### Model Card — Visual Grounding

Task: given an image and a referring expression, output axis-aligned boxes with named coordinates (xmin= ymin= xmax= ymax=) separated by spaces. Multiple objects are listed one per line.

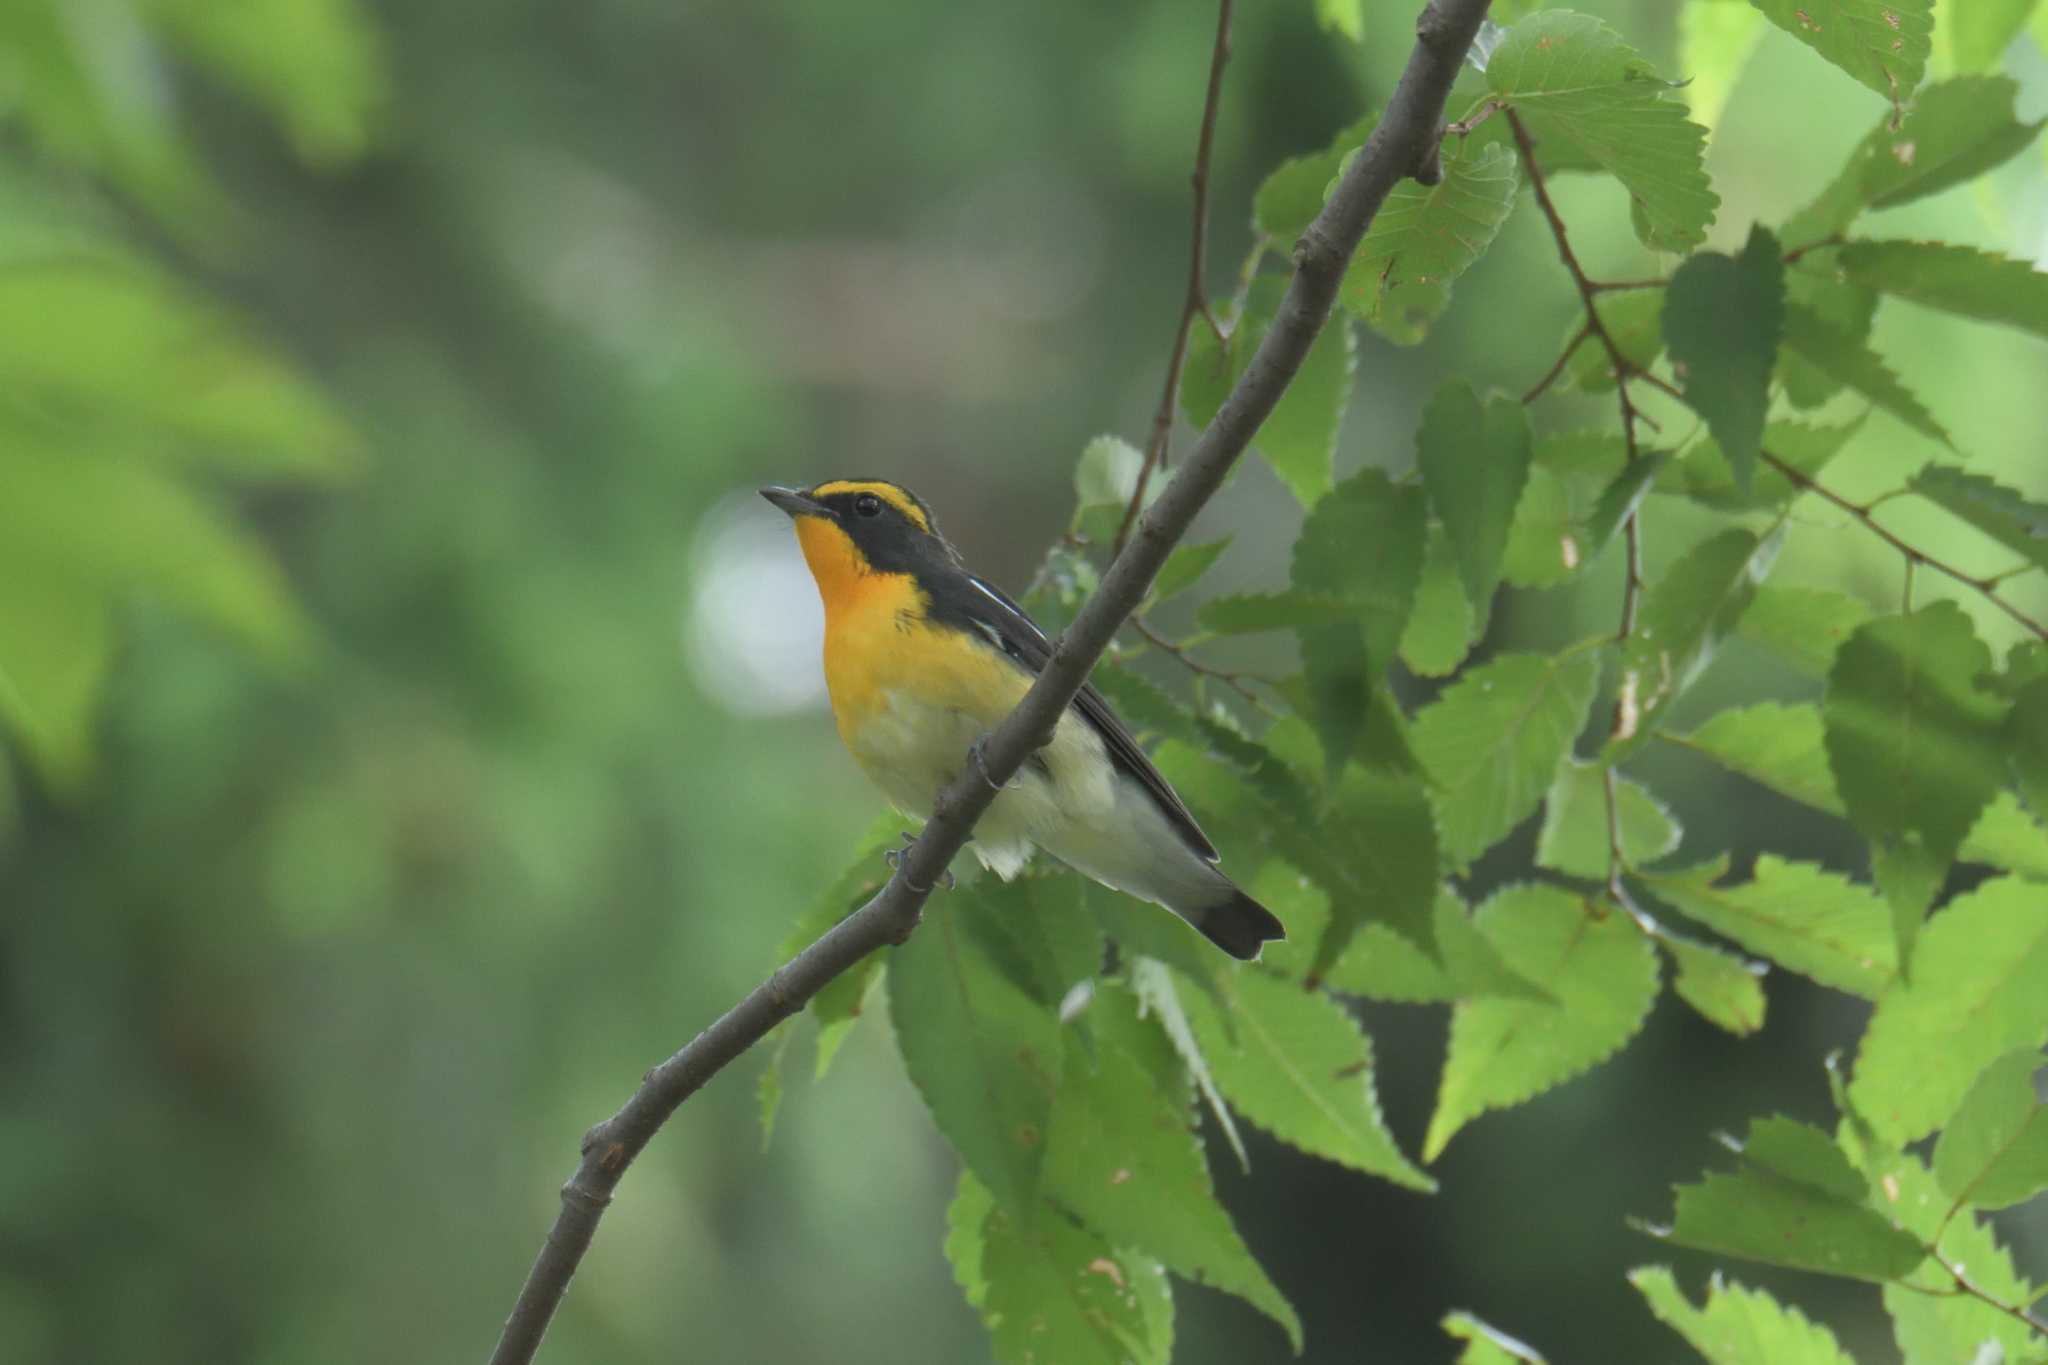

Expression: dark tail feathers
xmin=1187 ymin=886 xmax=1286 ymax=961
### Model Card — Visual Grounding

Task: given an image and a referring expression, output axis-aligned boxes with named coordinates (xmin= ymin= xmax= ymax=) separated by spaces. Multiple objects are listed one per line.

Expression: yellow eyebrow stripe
xmin=810 ymin=480 xmax=930 ymax=531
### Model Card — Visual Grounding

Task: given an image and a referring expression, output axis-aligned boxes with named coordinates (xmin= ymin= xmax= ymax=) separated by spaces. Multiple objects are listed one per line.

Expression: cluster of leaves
xmin=0 ymin=0 xmax=383 ymax=793
xmin=766 ymin=5 xmax=2048 ymax=1361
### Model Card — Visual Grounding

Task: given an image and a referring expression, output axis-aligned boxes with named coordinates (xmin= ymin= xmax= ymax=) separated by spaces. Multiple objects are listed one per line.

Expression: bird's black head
xmin=759 ymin=479 xmax=959 ymax=577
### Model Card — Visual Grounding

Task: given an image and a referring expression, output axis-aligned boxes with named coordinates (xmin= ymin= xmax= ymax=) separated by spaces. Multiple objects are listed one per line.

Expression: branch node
xmin=561 ymin=1179 xmax=614 ymax=1213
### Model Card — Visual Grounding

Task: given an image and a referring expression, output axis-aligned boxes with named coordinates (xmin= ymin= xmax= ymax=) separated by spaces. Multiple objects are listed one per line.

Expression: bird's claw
xmin=970 ymin=737 xmax=1019 ymax=792
xmin=884 ymin=834 xmax=953 ymax=893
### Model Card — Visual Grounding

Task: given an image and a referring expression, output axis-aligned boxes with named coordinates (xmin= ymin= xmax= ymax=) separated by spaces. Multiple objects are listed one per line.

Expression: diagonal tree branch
xmin=486 ymin=2 xmax=1493 ymax=1359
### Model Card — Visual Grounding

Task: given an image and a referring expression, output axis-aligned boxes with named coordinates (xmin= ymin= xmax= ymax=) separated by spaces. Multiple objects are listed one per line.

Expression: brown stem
xmin=1128 ymin=616 xmax=1279 ymax=712
xmin=1114 ymin=0 xmax=1235 ymax=558
xmin=1761 ymin=450 xmax=2048 ymax=640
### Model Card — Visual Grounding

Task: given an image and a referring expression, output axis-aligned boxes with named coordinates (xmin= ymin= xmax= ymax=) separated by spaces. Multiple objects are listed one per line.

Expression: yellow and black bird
xmin=762 ymin=478 xmax=1284 ymax=959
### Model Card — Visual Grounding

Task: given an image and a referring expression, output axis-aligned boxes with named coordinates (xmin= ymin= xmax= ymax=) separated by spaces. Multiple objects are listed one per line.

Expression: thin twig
xmin=1520 ymin=322 xmax=1589 ymax=403
xmin=1938 ymin=1255 xmax=2048 ymax=1337
xmin=1128 ymin=615 xmax=1280 ymax=712
xmin=1114 ymin=0 xmax=1235 ymax=559
xmin=486 ymin=4 xmax=1498 ymax=1360
xmin=1761 ymin=450 xmax=2048 ymax=640
xmin=1505 ymin=107 xmax=1653 ymax=904
xmin=1586 ymin=277 xmax=1668 ymax=293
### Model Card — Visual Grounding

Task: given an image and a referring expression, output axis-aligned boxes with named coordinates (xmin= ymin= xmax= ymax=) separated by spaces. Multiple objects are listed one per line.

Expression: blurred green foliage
xmin=1 ymin=0 xmax=2045 ymax=1363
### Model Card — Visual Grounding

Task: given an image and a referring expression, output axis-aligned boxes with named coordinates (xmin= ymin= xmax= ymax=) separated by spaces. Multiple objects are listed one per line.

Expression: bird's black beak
xmin=760 ymin=485 xmax=826 ymax=518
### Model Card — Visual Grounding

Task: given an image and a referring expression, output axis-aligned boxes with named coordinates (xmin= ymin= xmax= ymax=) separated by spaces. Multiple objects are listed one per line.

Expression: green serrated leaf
xmin=1414 ymin=650 xmax=1602 ymax=867
xmin=1748 ymin=0 xmax=1933 ymax=101
xmin=1783 ymin=77 xmax=2044 ymax=246
xmin=1780 ymin=303 xmax=1948 ymax=444
xmin=1042 ymin=990 xmax=1301 ymax=1348
xmin=1567 ymin=291 xmax=1666 ymax=393
xmin=976 ymin=1188 xmax=1173 ymax=1365
xmin=1741 ymin=1113 xmax=1872 ymax=1199
xmin=1655 ymin=1122 xmax=1926 ymax=1281
xmin=1909 ymin=465 xmax=2048 ymax=575
xmin=891 ymin=897 xmax=1063 ymax=1215
xmin=1399 ymin=522 xmax=1477 ymax=678
xmin=1662 ymin=933 xmax=1768 ymax=1036
xmin=1129 ymin=959 xmax=1245 ymax=1171
xmin=1074 ymin=433 xmax=1149 ymax=515
xmin=1086 ymin=882 xmax=1221 ymax=1004
xmin=2012 ymin=677 xmax=2048 ymax=822
xmin=1840 ymin=241 xmax=2048 ymax=343
xmin=1291 ymin=471 xmax=1426 ymax=772
xmin=1852 ymin=877 xmax=2048 ymax=1144
xmin=1664 ymin=226 xmax=1784 ymax=489
xmin=1536 ymin=759 xmax=1682 ymax=880
xmin=1933 ymin=1048 xmax=2048 ymax=1211
xmin=1863 ymin=1149 xmax=2045 ymax=1364
xmin=1183 ymin=279 xmax=1351 ymax=505
xmin=1417 ymin=380 xmax=1533 ymax=616
xmin=1488 ymin=12 xmax=1719 ymax=251
xmin=1631 ymin=1266 xmax=1856 ymax=1365
xmin=963 ymin=875 xmax=1105 ymax=1016
xmin=1424 ymin=884 xmax=1657 ymax=1159
xmin=1196 ymin=590 xmax=1356 ymax=634
xmin=1736 ymin=585 xmax=1873 ymax=676
xmin=1611 ymin=527 xmax=1781 ymax=757
xmin=1311 ymin=768 xmax=1441 ymax=974
xmin=1824 ymin=603 xmax=2007 ymax=957
xmin=1444 ymin=1310 xmax=1550 ymax=1363
xmin=1502 ymin=432 xmax=1632 ymax=589
xmin=1776 ymin=255 xmax=1879 ymax=409
xmin=1673 ymin=700 xmax=2048 ymax=879
xmin=1181 ymin=967 xmax=1434 ymax=1190
xmin=1322 ymin=889 xmax=1460 ymax=1003
xmin=1253 ymin=118 xmax=1370 ymax=244
xmin=1151 ymin=538 xmax=1232 ymax=605
xmin=1661 ymin=415 xmax=1866 ymax=511
xmin=1680 ymin=0 xmax=1770 ymax=132
xmin=1342 ymin=139 xmax=1519 ymax=344
xmin=1641 ymin=854 xmax=1895 ymax=998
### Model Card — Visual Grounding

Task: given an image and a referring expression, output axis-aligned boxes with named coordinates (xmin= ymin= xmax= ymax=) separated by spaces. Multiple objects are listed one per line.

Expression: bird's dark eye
xmin=852 ymin=492 xmax=884 ymax=518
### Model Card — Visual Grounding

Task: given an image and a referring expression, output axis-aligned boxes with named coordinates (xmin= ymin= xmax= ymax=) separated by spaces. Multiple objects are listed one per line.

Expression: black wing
xmin=930 ymin=569 xmax=1220 ymax=862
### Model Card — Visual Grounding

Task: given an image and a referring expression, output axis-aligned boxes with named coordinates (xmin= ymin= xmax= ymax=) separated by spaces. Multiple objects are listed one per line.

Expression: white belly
xmin=848 ymin=688 xmax=1227 ymax=911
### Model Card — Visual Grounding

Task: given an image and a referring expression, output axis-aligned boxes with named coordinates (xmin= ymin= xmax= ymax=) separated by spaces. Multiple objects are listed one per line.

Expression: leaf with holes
xmin=1487 ymin=12 xmax=1719 ymax=251
xmin=1424 ymin=884 xmax=1658 ymax=1159
xmin=951 ymin=1172 xmax=1174 ymax=1365
xmin=1852 ymin=877 xmax=2048 ymax=1143
xmin=1782 ymin=76 xmax=2044 ymax=246
xmin=1747 ymin=0 xmax=1933 ymax=103
xmin=1042 ymin=989 xmax=1300 ymax=1348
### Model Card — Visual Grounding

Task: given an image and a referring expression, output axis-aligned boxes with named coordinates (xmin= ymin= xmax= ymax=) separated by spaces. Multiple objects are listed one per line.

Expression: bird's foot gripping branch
xmin=494 ymin=0 xmax=2048 ymax=1360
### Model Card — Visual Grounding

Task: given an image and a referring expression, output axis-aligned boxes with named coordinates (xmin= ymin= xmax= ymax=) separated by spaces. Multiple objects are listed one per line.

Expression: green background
xmin=2 ymin=0 xmax=2043 ymax=1361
